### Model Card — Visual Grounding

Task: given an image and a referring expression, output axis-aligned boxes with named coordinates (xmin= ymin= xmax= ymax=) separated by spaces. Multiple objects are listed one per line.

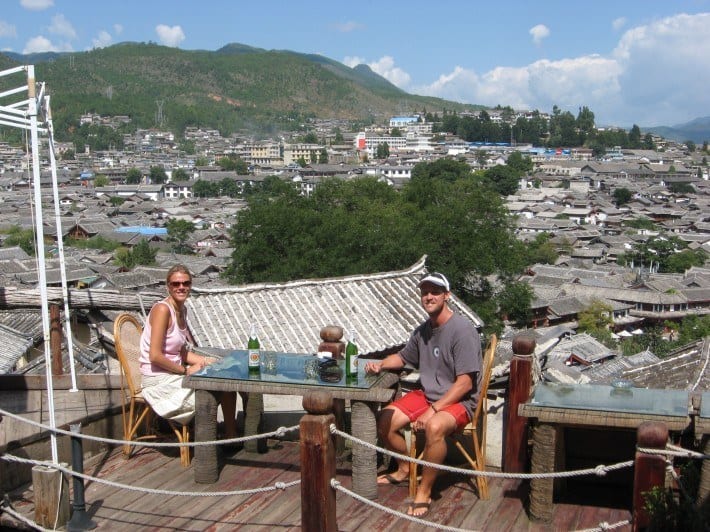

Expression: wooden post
xmin=632 ymin=421 xmax=668 ymax=532
xmin=32 ymin=465 xmax=70 ymax=529
xmin=50 ymin=303 xmax=63 ymax=375
xmin=503 ymin=333 xmax=535 ymax=472
xmin=300 ymin=391 xmax=337 ymax=532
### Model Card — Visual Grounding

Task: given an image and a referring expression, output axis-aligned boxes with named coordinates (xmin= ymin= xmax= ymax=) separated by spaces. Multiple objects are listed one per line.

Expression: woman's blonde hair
xmin=166 ymin=264 xmax=192 ymax=284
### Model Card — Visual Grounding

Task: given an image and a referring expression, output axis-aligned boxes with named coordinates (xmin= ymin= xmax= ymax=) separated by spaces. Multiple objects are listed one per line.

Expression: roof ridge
xmin=192 ymin=255 xmax=429 ymax=294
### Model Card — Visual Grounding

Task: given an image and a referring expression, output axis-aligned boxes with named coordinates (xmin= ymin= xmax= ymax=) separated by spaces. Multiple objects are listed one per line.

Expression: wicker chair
xmin=407 ymin=334 xmax=497 ymax=500
xmin=114 ymin=313 xmax=191 ymax=467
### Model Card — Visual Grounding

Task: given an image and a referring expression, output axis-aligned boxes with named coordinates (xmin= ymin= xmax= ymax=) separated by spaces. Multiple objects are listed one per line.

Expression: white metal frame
xmin=0 ymin=65 xmax=77 ymax=463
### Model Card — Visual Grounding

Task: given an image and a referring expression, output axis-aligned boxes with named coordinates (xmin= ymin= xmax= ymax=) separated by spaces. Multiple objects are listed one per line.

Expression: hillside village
xmin=0 ymin=112 xmax=709 ymax=390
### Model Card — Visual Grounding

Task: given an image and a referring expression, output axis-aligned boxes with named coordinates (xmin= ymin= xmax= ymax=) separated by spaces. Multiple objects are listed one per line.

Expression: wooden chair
xmin=407 ymin=334 xmax=498 ymax=500
xmin=114 ymin=313 xmax=191 ymax=467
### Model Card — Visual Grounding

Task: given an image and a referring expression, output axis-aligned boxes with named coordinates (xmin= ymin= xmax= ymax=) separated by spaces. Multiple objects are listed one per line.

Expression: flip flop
xmin=407 ymin=501 xmax=431 ymax=517
xmin=376 ymin=473 xmax=408 ymax=486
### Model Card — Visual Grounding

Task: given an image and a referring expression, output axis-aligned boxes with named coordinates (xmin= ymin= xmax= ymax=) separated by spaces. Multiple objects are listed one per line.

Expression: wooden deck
xmin=3 ymin=439 xmax=632 ymax=531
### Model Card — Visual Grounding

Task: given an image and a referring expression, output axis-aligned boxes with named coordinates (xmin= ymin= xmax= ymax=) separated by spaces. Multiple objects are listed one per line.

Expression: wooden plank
xmin=3 ymin=436 xmax=635 ymax=531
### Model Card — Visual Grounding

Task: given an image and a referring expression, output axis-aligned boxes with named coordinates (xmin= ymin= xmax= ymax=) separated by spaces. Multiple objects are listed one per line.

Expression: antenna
xmin=155 ymin=99 xmax=164 ymax=127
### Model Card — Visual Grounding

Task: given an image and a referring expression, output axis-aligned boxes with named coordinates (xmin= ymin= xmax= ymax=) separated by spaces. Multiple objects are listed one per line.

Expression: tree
xmin=483 ymin=164 xmax=520 ymax=196
xmin=506 ymin=151 xmax=533 ymax=175
xmin=149 ymin=166 xmax=167 ymax=184
xmin=390 ymin=127 xmax=402 ymax=137
xmin=577 ymin=299 xmax=615 ymax=346
xmin=685 ymin=140 xmax=696 ymax=153
xmin=525 ymin=233 xmax=558 ymax=265
xmin=318 ymin=148 xmax=328 ymax=164
xmin=296 ymin=156 xmax=308 ymax=167
xmin=375 ymin=142 xmax=390 ymax=159
xmin=613 ymin=187 xmax=633 ymax=206
xmin=166 ymin=219 xmax=196 ymax=254
xmin=496 ymin=281 xmax=533 ymax=325
xmin=93 ymin=174 xmax=109 ymax=187
xmin=628 ymin=124 xmax=642 ymax=148
xmin=131 ymin=239 xmax=157 ymax=265
xmin=126 ymin=167 xmax=142 ymax=185
xmin=172 ymin=168 xmax=190 ymax=182
xmin=302 ymin=132 xmax=318 ymax=144
xmin=2 ymin=225 xmax=36 ymax=255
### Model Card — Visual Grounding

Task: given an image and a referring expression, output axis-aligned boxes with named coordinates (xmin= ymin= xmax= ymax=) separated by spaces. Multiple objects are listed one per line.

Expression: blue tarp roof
xmin=115 ymin=226 xmax=167 ymax=235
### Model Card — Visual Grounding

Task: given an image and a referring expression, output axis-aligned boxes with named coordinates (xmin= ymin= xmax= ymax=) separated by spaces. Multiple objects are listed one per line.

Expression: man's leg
xmin=376 ymin=405 xmax=412 ymax=483
xmin=409 ymin=411 xmax=458 ymax=516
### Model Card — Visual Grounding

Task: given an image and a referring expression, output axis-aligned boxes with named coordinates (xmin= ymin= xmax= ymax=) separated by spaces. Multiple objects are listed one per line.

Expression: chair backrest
xmin=114 ymin=313 xmax=145 ymax=396
xmin=470 ymin=333 xmax=498 ymax=428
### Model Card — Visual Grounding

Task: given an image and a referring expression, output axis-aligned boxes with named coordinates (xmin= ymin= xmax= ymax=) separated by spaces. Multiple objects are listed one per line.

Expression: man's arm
xmin=429 ymin=373 xmax=474 ymax=412
xmin=364 ymin=353 xmax=405 ymax=375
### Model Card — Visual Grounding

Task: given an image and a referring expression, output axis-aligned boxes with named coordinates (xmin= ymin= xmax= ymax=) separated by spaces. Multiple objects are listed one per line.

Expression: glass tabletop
xmin=700 ymin=392 xmax=710 ymax=419
xmin=193 ymin=349 xmax=379 ymax=390
xmin=529 ymin=383 xmax=689 ymax=417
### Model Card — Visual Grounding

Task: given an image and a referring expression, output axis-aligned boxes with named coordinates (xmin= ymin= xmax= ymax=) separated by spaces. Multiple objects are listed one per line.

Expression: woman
xmin=139 ymin=264 xmax=237 ymax=439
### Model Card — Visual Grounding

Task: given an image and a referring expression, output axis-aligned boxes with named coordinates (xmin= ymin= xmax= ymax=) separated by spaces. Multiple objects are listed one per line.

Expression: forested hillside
xmin=0 ymin=42 xmax=480 ymax=139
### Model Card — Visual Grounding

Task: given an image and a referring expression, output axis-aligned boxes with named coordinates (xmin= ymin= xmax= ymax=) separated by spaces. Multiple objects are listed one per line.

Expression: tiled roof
xmin=186 ymin=256 xmax=484 ymax=356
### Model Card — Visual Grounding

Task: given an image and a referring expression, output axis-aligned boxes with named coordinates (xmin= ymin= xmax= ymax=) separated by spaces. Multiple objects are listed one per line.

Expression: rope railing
xmin=331 ymin=478 xmax=631 ymax=532
xmin=331 ymin=424 xmax=634 ymax=480
xmin=0 ymin=453 xmax=300 ymax=497
xmin=0 ymin=407 xmax=298 ymax=448
xmin=638 ymin=443 xmax=710 ymax=460
xmin=0 ymin=500 xmax=53 ymax=532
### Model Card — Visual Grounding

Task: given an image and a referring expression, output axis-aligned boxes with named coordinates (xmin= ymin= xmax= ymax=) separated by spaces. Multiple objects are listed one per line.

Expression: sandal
xmin=407 ymin=501 xmax=431 ymax=517
xmin=377 ymin=473 xmax=408 ymax=486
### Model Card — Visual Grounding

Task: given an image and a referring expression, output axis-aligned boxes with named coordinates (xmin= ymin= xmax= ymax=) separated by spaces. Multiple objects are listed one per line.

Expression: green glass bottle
xmin=345 ymin=329 xmax=358 ymax=382
xmin=247 ymin=323 xmax=260 ymax=374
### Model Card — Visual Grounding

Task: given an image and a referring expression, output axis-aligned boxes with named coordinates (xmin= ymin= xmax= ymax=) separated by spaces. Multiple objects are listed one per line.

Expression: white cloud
xmin=0 ymin=21 xmax=17 ymax=38
xmin=333 ymin=21 xmax=363 ymax=33
xmin=20 ymin=0 xmax=53 ymax=11
xmin=612 ymin=17 xmax=626 ymax=31
xmin=23 ymin=35 xmax=71 ymax=53
xmin=155 ymin=24 xmax=185 ymax=47
xmin=48 ymin=14 xmax=77 ymax=40
xmin=91 ymin=30 xmax=112 ymax=50
xmin=529 ymin=24 xmax=550 ymax=45
xmin=415 ymin=12 xmax=710 ymax=126
xmin=114 ymin=24 xmax=124 ymax=36
xmin=343 ymin=55 xmax=411 ymax=87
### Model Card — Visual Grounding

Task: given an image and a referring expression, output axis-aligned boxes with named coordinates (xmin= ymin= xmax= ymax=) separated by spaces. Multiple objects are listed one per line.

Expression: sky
xmin=1 ymin=0 xmax=709 ymax=128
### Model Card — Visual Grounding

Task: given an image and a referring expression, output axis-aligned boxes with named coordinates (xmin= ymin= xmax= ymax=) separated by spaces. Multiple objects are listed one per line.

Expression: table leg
xmin=194 ymin=389 xmax=219 ymax=484
xmin=243 ymin=393 xmax=264 ymax=453
xmin=698 ymin=435 xmax=710 ymax=522
xmin=529 ymin=422 xmax=558 ymax=521
xmin=350 ymin=399 xmax=378 ymax=500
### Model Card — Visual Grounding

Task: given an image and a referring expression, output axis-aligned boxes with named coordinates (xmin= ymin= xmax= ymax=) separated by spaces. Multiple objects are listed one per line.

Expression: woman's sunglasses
xmin=169 ymin=280 xmax=192 ymax=288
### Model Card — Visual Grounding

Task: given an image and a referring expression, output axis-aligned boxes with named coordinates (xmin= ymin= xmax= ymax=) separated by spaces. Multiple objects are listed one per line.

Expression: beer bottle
xmin=247 ymin=323 xmax=260 ymax=373
xmin=345 ymin=329 xmax=358 ymax=381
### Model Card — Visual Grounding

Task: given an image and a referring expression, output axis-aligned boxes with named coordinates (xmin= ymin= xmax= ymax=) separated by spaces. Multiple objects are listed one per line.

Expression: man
xmin=364 ymin=272 xmax=482 ymax=517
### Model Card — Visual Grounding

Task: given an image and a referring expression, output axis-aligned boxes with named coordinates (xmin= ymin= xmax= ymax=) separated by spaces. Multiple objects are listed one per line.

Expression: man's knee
xmin=424 ymin=415 xmax=456 ymax=441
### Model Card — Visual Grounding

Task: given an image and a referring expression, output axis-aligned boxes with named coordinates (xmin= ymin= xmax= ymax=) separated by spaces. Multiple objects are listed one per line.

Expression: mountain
xmin=643 ymin=116 xmax=710 ymax=144
xmin=0 ymin=42 xmax=480 ymax=139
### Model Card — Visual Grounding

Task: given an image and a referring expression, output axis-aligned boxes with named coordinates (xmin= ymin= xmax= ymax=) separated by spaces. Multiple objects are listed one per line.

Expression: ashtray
xmin=611 ymin=379 xmax=633 ymax=389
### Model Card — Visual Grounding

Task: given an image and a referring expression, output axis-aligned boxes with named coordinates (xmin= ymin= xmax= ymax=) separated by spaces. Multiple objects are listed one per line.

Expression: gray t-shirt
xmin=399 ymin=312 xmax=482 ymax=418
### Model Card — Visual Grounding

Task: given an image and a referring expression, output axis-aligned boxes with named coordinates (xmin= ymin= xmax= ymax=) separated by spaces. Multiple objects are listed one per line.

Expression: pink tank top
xmin=139 ymin=300 xmax=189 ymax=376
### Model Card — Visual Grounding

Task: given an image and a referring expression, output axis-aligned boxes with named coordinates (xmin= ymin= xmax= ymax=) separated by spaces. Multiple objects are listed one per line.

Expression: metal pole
xmin=43 ymin=93 xmax=78 ymax=392
xmin=27 ymin=64 xmax=59 ymax=463
xmin=67 ymin=424 xmax=97 ymax=531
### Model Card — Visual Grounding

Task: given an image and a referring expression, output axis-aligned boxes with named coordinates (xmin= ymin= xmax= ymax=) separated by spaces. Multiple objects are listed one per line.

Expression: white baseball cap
xmin=417 ymin=272 xmax=450 ymax=292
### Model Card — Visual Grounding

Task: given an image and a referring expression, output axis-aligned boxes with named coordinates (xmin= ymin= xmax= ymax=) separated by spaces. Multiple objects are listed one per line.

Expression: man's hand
xmin=364 ymin=360 xmax=382 ymax=375
xmin=413 ymin=406 xmax=435 ymax=431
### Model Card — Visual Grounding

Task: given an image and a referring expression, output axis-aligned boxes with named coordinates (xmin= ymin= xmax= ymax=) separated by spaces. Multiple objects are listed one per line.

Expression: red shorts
xmin=389 ymin=390 xmax=470 ymax=430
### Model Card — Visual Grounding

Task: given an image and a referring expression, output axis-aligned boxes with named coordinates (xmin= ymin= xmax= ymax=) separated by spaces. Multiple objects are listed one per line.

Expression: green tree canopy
xmin=166 ymin=219 xmax=196 ymax=254
xmin=225 ymin=166 xmax=527 ymax=335
xmin=149 ymin=166 xmax=168 ymax=184
xmin=172 ymin=167 xmax=190 ymax=182
xmin=126 ymin=167 xmax=142 ymax=185
xmin=93 ymin=174 xmax=109 ymax=187
xmin=613 ymin=187 xmax=633 ymax=205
